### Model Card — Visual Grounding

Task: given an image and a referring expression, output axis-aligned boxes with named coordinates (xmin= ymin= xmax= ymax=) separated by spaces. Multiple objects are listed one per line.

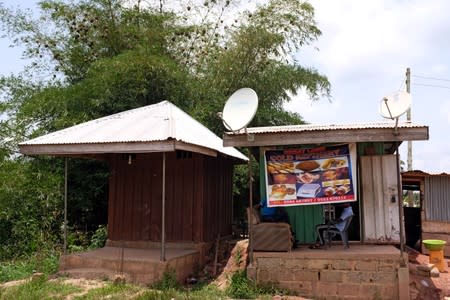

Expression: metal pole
xmin=395 ymin=143 xmax=406 ymax=265
xmin=161 ymin=152 xmax=166 ymax=261
xmin=406 ymin=67 xmax=415 ymax=207
xmin=406 ymin=67 xmax=412 ymax=170
xmin=248 ymin=149 xmax=253 ymax=265
xmin=64 ymin=158 xmax=68 ymax=256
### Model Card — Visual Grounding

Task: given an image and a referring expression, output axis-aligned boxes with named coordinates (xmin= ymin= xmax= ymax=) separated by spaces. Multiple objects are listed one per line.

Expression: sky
xmin=285 ymin=0 xmax=450 ymax=174
xmin=1 ymin=0 xmax=449 ymax=173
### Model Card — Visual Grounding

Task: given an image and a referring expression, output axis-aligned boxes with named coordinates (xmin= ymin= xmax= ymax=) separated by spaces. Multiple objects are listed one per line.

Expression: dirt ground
xmin=407 ymin=247 xmax=450 ymax=300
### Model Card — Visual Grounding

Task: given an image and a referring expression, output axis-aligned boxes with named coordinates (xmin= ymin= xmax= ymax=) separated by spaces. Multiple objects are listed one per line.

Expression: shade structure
xmin=19 ymin=101 xmax=247 ymax=262
xmin=19 ymin=100 xmax=247 ymax=161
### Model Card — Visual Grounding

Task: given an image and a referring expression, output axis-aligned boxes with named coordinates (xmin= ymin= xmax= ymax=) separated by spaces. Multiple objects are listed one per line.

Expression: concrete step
xmin=63 ymin=255 xmax=162 ymax=275
xmin=58 ymin=267 xmax=128 ymax=281
xmin=58 ymin=267 xmax=158 ymax=285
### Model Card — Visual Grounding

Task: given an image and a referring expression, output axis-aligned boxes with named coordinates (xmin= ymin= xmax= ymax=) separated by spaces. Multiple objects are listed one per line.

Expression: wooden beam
xmin=19 ymin=141 xmax=176 ymax=155
xmin=174 ymin=142 xmax=217 ymax=157
xmin=223 ymin=127 xmax=429 ymax=147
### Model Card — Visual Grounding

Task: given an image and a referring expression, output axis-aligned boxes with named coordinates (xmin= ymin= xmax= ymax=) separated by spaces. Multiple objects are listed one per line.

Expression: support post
xmin=406 ymin=67 xmax=415 ymax=207
xmin=406 ymin=67 xmax=412 ymax=170
xmin=248 ymin=149 xmax=253 ymax=265
xmin=161 ymin=152 xmax=166 ymax=261
xmin=395 ymin=143 xmax=406 ymax=265
xmin=64 ymin=157 xmax=68 ymax=256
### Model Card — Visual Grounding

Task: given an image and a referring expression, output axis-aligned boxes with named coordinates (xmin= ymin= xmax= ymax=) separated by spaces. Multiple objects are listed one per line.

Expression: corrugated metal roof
xmin=402 ymin=170 xmax=450 ymax=177
xmin=20 ymin=101 xmax=247 ymax=161
xmin=227 ymin=122 xmax=427 ymax=135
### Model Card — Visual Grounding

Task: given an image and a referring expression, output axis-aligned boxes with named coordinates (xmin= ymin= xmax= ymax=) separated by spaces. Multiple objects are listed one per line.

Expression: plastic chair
xmin=324 ymin=215 xmax=353 ymax=249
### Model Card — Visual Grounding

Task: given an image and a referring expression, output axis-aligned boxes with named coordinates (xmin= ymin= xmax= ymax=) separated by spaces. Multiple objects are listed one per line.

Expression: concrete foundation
xmin=59 ymin=246 xmax=200 ymax=285
xmin=248 ymin=244 xmax=408 ymax=300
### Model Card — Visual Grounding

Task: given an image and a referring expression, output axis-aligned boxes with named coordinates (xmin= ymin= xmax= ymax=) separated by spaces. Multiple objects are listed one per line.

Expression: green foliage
xmin=234 ymin=248 xmax=242 ymax=266
xmin=65 ymin=159 xmax=109 ymax=232
xmin=0 ymin=276 xmax=81 ymax=300
xmin=136 ymin=289 xmax=180 ymax=300
xmin=0 ymin=271 xmax=288 ymax=299
xmin=0 ymin=157 xmax=63 ymax=260
xmin=75 ymin=282 xmax=141 ymax=300
xmin=254 ymin=282 xmax=294 ymax=298
xmin=0 ymin=0 xmax=330 ymax=260
xmin=226 ymin=270 xmax=256 ymax=299
xmin=151 ymin=269 xmax=181 ymax=291
xmin=0 ymin=251 xmax=59 ymax=283
xmin=188 ymin=284 xmax=225 ymax=299
xmin=89 ymin=225 xmax=108 ymax=249
xmin=225 ymin=270 xmax=291 ymax=299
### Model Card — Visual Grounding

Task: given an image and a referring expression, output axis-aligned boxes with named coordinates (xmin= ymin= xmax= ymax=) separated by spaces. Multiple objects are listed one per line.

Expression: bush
xmin=151 ymin=269 xmax=181 ymax=290
xmin=89 ymin=224 xmax=108 ymax=249
xmin=226 ymin=270 xmax=256 ymax=299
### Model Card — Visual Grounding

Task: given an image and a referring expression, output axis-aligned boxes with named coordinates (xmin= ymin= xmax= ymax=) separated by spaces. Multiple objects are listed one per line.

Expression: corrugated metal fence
xmin=425 ymin=176 xmax=450 ymax=222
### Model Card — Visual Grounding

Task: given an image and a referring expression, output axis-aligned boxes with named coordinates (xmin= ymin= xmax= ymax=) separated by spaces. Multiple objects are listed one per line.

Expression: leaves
xmin=0 ymin=0 xmax=331 ymax=258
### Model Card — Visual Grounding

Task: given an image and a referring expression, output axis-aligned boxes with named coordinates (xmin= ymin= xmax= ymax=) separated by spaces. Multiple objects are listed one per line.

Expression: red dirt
xmin=407 ymin=247 xmax=450 ymax=300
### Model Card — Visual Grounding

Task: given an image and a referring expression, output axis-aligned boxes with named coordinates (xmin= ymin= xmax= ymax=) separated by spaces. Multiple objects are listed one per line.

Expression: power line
xmin=412 ymin=74 xmax=450 ymax=82
xmin=412 ymin=83 xmax=450 ymax=90
xmin=398 ymin=77 xmax=405 ymax=91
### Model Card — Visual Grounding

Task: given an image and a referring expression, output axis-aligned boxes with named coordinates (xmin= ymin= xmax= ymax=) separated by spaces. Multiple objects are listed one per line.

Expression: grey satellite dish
xmin=380 ymin=91 xmax=411 ymax=119
xmin=221 ymin=88 xmax=258 ymax=131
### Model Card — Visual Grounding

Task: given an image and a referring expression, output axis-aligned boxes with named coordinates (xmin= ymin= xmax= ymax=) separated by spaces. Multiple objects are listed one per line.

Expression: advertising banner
xmin=265 ymin=144 xmax=357 ymax=207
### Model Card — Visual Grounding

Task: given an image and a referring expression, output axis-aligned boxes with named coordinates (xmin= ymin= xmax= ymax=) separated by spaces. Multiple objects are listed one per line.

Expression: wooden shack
xmin=402 ymin=170 xmax=450 ymax=257
xmin=224 ymin=122 xmax=429 ymax=299
xmin=19 ymin=100 xmax=247 ymax=284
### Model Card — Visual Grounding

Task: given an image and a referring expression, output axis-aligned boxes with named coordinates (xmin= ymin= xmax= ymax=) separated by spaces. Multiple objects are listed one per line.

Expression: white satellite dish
xmin=379 ymin=91 xmax=412 ymax=119
xmin=221 ymin=88 xmax=258 ymax=131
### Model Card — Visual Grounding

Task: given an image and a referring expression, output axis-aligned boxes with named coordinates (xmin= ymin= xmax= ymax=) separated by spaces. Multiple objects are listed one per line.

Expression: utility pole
xmin=406 ymin=67 xmax=412 ymax=171
xmin=406 ymin=67 xmax=414 ymax=207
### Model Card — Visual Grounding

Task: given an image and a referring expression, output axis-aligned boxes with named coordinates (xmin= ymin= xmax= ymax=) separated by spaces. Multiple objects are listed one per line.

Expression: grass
xmin=0 ymin=276 xmax=81 ymax=300
xmin=0 ymin=252 xmax=59 ymax=283
xmin=0 ymin=255 xmax=292 ymax=299
xmin=0 ymin=275 xmax=288 ymax=300
xmin=73 ymin=282 xmax=142 ymax=300
xmin=135 ymin=287 xmax=225 ymax=300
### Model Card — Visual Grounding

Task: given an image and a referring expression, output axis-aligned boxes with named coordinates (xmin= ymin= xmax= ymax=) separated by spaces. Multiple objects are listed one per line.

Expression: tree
xmin=0 ymin=0 xmax=330 ymax=257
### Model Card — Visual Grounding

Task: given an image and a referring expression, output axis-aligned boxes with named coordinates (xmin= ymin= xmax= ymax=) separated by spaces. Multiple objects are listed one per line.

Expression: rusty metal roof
xmin=19 ymin=101 xmax=247 ymax=160
xmin=227 ymin=122 xmax=427 ymax=135
xmin=402 ymin=170 xmax=450 ymax=177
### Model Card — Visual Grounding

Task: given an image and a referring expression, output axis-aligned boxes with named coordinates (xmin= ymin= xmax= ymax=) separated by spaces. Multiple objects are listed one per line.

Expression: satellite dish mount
xmin=379 ymin=91 xmax=411 ymax=135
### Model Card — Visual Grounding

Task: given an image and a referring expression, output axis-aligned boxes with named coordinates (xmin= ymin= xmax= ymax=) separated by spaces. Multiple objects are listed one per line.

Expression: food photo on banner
xmin=265 ymin=144 xmax=357 ymax=207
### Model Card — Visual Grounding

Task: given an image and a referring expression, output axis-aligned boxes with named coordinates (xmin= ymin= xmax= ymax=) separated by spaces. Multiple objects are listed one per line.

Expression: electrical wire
xmin=412 ymin=83 xmax=450 ymax=90
xmin=398 ymin=77 xmax=406 ymax=91
xmin=412 ymin=74 xmax=450 ymax=82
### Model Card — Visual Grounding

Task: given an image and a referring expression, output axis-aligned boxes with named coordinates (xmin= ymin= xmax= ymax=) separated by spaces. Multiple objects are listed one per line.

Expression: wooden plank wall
xmin=202 ymin=156 xmax=233 ymax=242
xmin=360 ymin=155 xmax=400 ymax=243
xmin=107 ymin=152 xmax=233 ymax=243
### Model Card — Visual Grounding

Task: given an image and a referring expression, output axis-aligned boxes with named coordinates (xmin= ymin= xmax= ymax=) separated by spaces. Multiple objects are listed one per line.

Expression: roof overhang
xmin=402 ymin=170 xmax=450 ymax=178
xmin=19 ymin=140 xmax=218 ymax=158
xmin=223 ymin=123 xmax=429 ymax=147
xmin=18 ymin=101 xmax=248 ymax=162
